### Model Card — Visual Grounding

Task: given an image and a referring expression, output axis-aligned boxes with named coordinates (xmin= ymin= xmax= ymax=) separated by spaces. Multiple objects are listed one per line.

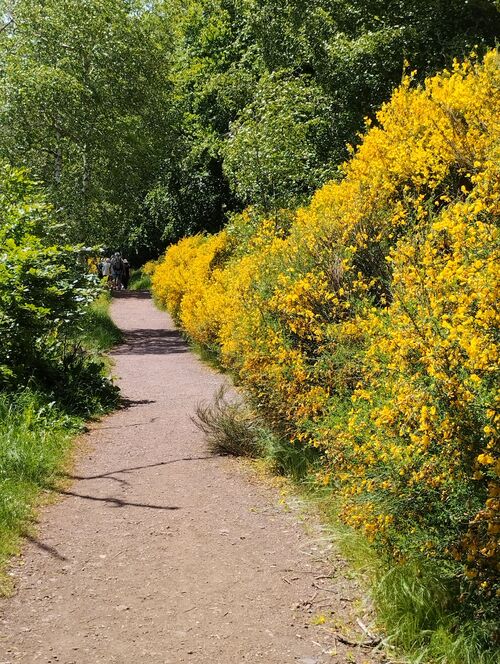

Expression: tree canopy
xmin=0 ymin=0 xmax=499 ymax=256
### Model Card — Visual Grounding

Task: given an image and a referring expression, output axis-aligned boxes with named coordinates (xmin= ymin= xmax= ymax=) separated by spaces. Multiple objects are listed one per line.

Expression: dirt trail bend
xmin=0 ymin=293 xmax=380 ymax=664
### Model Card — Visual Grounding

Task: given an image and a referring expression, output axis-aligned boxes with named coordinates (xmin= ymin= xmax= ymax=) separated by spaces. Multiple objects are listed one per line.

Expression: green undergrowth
xmin=310 ymin=487 xmax=499 ymax=664
xmin=30 ymin=294 xmax=121 ymax=418
xmin=193 ymin=387 xmax=500 ymax=664
xmin=0 ymin=390 xmax=79 ymax=592
xmin=128 ymin=268 xmax=152 ymax=291
xmin=189 ymin=340 xmax=225 ymax=373
xmin=0 ymin=294 xmax=121 ymax=593
xmin=75 ymin=292 xmax=123 ymax=353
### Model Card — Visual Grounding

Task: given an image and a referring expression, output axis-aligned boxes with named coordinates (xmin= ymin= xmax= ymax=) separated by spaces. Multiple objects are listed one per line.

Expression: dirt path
xmin=0 ymin=293 xmax=381 ymax=664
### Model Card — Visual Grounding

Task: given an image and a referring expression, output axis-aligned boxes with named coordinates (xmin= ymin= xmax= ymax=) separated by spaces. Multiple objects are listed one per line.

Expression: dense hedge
xmin=152 ymin=52 xmax=499 ymax=616
xmin=0 ymin=164 xmax=118 ymax=413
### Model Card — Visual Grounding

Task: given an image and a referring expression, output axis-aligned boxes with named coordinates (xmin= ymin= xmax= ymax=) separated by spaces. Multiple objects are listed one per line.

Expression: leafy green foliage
xmin=0 ymin=164 xmax=99 ymax=384
xmin=0 ymin=164 xmax=119 ymax=414
xmin=2 ymin=0 xmax=499 ymax=249
xmin=128 ymin=269 xmax=152 ymax=291
xmin=249 ymin=0 xmax=500 ymax=165
xmin=223 ymin=72 xmax=333 ymax=210
xmin=0 ymin=0 xmax=174 ymax=251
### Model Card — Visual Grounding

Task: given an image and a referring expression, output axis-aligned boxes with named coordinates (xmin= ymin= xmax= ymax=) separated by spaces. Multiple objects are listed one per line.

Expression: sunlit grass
xmin=76 ymin=292 xmax=123 ymax=352
xmin=0 ymin=391 xmax=79 ymax=592
xmin=128 ymin=269 xmax=151 ymax=291
xmin=0 ymin=293 xmax=122 ymax=593
xmin=299 ymin=484 xmax=500 ymax=664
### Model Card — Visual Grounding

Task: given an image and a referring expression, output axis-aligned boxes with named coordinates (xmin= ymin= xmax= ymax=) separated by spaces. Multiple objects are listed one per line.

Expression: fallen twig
xmin=182 ymin=605 xmax=197 ymax=613
xmin=356 ymin=617 xmax=382 ymax=646
xmin=333 ymin=632 xmax=378 ymax=648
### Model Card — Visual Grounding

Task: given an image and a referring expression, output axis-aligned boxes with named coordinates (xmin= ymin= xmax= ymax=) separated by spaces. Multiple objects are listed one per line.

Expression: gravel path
xmin=0 ymin=293 xmax=381 ymax=664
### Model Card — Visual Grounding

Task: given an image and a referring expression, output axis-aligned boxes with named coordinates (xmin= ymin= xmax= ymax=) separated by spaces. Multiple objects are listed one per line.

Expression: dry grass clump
xmin=193 ymin=386 xmax=263 ymax=458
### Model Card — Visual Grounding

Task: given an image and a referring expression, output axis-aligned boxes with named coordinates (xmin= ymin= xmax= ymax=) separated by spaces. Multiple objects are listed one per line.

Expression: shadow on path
xmin=56 ymin=489 xmax=180 ymax=511
xmin=24 ymin=534 xmax=69 ymax=562
xmin=119 ymin=397 xmax=157 ymax=409
xmin=97 ymin=416 xmax=160 ymax=430
xmin=62 ymin=456 xmax=215 ymax=483
xmin=113 ymin=328 xmax=188 ymax=356
xmin=112 ymin=290 xmax=150 ymax=300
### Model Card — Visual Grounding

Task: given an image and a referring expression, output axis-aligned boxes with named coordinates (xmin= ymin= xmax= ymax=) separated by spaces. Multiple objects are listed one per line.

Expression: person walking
xmin=110 ymin=252 xmax=124 ymax=290
xmin=101 ymin=257 xmax=111 ymax=286
xmin=122 ymin=258 xmax=130 ymax=289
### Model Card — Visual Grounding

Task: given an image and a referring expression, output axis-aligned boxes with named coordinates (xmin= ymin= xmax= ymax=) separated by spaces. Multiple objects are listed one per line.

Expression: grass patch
xmin=189 ymin=340 xmax=225 ymax=372
xmin=0 ymin=390 xmax=80 ymax=592
xmin=295 ymin=484 xmax=500 ymax=664
xmin=128 ymin=269 xmax=151 ymax=291
xmin=260 ymin=429 xmax=322 ymax=482
xmin=372 ymin=562 xmax=498 ymax=664
xmin=75 ymin=292 xmax=123 ymax=352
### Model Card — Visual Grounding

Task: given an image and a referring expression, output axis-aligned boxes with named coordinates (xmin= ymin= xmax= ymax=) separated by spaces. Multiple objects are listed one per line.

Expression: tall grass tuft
xmin=372 ymin=560 xmax=500 ymax=664
xmin=193 ymin=387 xmax=264 ymax=458
xmin=194 ymin=387 xmax=323 ymax=477
xmin=313 ymin=484 xmax=500 ymax=664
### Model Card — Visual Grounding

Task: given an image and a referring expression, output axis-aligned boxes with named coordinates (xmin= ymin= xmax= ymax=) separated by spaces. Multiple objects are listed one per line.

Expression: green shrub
xmin=0 ymin=164 xmax=100 ymax=387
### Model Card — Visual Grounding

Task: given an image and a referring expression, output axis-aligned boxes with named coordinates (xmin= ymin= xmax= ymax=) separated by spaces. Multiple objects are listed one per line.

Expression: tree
xmin=0 ymin=0 xmax=173 ymax=250
xmin=143 ymin=0 xmax=258 ymax=242
xmin=223 ymin=72 xmax=332 ymax=211
xmin=248 ymin=0 xmax=500 ymax=163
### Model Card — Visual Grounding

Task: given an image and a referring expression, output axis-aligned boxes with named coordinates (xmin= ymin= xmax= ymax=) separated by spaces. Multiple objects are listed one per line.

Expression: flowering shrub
xmin=153 ymin=52 xmax=499 ymax=609
xmin=151 ymin=235 xmax=206 ymax=320
xmin=142 ymin=260 xmax=158 ymax=276
xmin=338 ymin=162 xmax=499 ymax=592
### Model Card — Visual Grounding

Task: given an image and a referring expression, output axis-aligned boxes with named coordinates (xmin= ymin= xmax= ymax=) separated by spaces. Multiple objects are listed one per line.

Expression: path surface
xmin=0 ymin=293 xmax=381 ymax=664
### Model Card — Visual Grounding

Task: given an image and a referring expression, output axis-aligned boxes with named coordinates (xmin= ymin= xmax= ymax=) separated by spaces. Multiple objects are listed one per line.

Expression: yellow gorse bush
xmin=142 ymin=259 xmax=158 ymax=276
xmin=153 ymin=52 xmax=499 ymax=601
